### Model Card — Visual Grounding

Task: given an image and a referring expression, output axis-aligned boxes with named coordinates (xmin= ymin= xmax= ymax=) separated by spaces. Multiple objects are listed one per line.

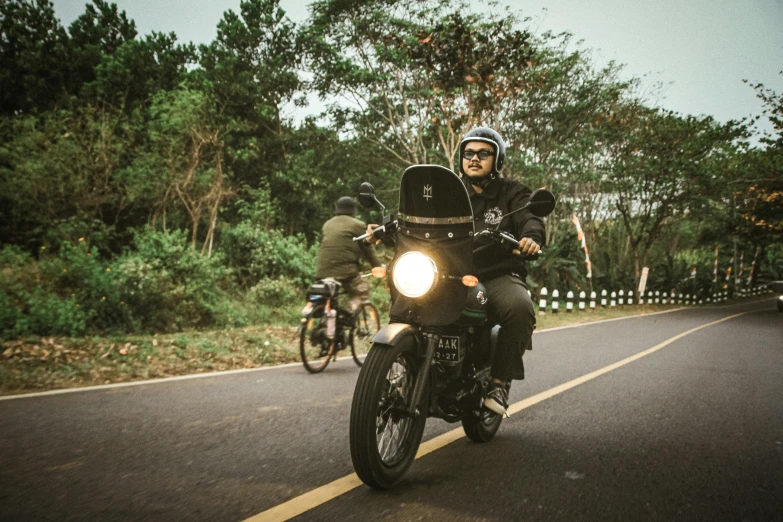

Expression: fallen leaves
xmin=2 ymin=338 xmax=82 ymax=363
xmin=1 ymin=326 xmax=304 ymax=395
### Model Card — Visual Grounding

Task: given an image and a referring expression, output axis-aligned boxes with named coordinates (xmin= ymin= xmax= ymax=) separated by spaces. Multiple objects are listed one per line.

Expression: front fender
xmin=372 ymin=323 xmax=420 ymax=347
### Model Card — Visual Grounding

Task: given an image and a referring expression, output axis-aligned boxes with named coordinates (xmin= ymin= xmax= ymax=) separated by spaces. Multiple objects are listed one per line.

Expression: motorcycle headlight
xmin=392 ymin=251 xmax=438 ymax=298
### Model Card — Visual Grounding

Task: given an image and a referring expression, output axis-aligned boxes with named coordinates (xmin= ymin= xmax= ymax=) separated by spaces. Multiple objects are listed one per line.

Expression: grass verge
xmin=0 ymin=296 xmax=772 ymax=396
xmin=0 ymin=325 xmax=301 ymax=396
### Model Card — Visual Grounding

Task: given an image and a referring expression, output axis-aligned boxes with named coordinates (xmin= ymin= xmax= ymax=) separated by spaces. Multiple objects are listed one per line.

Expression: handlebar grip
xmin=517 ymin=249 xmax=543 ymax=259
xmin=353 ymin=224 xmax=386 ymax=242
xmin=498 ymin=232 xmax=519 ymax=246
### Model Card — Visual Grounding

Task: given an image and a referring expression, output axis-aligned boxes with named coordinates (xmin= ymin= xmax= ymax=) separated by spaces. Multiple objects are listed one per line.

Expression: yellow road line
xmin=245 ymin=310 xmax=753 ymax=522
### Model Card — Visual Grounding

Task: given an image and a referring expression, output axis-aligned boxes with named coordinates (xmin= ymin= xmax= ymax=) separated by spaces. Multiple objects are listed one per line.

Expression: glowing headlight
xmin=393 ymin=251 xmax=438 ymax=298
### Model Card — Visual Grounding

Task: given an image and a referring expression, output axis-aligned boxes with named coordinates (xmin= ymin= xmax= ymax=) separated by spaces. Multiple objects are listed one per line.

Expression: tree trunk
xmin=287 ymin=207 xmax=295 ymax=236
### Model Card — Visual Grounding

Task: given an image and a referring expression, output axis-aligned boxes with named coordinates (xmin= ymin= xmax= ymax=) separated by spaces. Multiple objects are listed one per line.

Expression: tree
xmin=199 ymin=0 xmax=301 ymax=185
xmin=144 ymin=87 xmax=234 ymax=255
xmin=0 ymin=103 xmax=137 ymax=247
xmin=605 ymin=107 xmax=745 ymax=285
xmin=86 ymin=31 xmax=196 ymax=111
xmin=503 ymin=41 xmax=634 ymax=250
xmin=303 ymin=0 xmax=539 ymax=169
xmin=736 ymin=75 xmax=783 ymax=240
xmin=0 ymin=0 xmax=70 ymax=115
xmin=65 ymin=0 xmax=138 ymax=100
xmin=198 ymin=0 xmax=304 ymax=234
xmin=270 ymin=119 xmax=399 ymax=237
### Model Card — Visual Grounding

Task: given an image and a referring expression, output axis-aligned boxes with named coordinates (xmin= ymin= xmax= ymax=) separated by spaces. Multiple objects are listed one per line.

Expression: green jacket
xmin=315 ymin=215 xmax=381 ymax=280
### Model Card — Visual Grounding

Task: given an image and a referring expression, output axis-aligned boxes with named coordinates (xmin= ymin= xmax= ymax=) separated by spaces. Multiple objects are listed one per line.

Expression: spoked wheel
xmin=350 ymin=338 xmax=427 ymax=489
xmin=350 ymin=302 xmax=380 ymax=367
xmin=299 ymin=304 xmax=334 ymax=373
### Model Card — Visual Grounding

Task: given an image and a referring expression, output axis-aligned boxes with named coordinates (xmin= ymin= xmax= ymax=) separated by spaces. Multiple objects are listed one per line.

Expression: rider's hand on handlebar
xmin=365 ymin=224 xmax=381 ymax=244
xmin=513 ymin=237 xmax=541 ymax=256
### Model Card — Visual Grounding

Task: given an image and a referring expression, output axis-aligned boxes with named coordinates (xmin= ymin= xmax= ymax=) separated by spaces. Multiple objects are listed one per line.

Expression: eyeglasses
xmin=463 ymin=149 xmax=494 ymax=161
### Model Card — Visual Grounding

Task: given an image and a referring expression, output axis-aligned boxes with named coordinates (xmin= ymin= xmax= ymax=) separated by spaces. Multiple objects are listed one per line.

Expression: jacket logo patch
xmin=423 ymin=185 xmax=433 ymax=201
xmin=484 ymin=207 xmax=503 ymax=225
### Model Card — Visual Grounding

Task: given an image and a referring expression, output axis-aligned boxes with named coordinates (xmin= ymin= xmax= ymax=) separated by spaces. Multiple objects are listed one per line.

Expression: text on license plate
xmin=434 ymin=336 xmax=461 ymax=362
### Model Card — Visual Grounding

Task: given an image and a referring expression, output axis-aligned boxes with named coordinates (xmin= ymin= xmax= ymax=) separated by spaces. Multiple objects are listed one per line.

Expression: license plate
xmin=434 ymin=336 xmax=461 ymax=363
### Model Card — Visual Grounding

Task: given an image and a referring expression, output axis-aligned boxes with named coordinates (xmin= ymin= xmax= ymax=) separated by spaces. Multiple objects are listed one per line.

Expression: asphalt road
xmin=1 ymin=298 xmax=780 ymax=521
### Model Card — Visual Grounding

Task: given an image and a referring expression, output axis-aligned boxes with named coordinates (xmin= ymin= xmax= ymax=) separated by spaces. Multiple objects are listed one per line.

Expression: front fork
xmin=406 ymin=329 xmax=441 ymax=417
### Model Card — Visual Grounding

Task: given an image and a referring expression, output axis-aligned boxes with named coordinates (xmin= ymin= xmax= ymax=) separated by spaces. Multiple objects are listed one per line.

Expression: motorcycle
xmin=348 ymin=164 xmax=555 ymax=489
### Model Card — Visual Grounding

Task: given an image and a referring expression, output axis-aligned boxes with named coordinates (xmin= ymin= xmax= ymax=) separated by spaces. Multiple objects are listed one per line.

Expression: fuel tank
xmin=459 ymin=282 xmax=488 ymax=325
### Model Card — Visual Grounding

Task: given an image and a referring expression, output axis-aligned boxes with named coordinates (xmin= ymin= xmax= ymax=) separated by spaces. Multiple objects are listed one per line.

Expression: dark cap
xmin=335 ymin=196 xmax=356 ymax=216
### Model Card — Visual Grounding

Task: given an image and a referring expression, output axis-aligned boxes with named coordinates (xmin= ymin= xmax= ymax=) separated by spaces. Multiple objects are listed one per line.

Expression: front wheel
xmin=350 ymin=302 xmax=380 ymax=367
xmin=299 ymin=304 xmax=334 ymax=373
xmin=350 ymin=338 xmax=427 ymax=489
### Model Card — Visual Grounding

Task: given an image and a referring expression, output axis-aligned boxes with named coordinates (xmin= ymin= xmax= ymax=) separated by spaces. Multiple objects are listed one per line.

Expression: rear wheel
xmin=462 ymin=407 xmax=503 ymax=442
xmin=299 ymin=304 xmax=334 ymax=373
xmin=350 ymin=302 xmax=380 ymax=367
xmin=462 ymin=379 xmax=507 ymax=442
xmin=350 ymin=338 xmax=427 ymax=489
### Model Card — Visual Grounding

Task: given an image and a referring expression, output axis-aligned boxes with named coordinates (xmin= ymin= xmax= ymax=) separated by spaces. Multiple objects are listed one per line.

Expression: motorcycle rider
xmin=315 ymin=196 xmax=384 ymax=316
xmin=460 ymin=127 xmax=545 ymax=415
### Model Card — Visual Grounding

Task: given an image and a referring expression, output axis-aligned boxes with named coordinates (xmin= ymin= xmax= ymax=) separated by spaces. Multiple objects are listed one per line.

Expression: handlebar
xmin=353 ymin=224 xmax=385 ymax=242
xmin=473 ymin=229 xmax=542 ymax=258
xmin=353 ymin=220 xmax=396 ymax=245
xmin=354 ymin=223 xmax=540 ymax=258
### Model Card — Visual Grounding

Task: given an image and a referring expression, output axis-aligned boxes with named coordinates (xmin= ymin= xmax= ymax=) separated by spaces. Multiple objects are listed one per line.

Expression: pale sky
xmin=51 ymin=0 xmax=783 ymax=138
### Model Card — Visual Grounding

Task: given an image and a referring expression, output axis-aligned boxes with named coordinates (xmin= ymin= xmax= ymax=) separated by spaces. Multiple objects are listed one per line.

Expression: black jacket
xmin=467 ymin=177 xmax=546 ymax=282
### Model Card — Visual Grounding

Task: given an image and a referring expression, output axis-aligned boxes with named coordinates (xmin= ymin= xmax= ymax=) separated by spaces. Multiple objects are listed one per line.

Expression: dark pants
xmin=484 ymin=274 xmax=536 ymax=382
xmin=339 ymin=273 xmax=370 ymax=314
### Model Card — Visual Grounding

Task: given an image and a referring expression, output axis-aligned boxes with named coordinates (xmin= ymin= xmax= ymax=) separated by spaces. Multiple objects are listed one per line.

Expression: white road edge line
xmin=0 ymin=358 xmax=362 ymax=401
xmin=1 ymin=299 xmax=771 ymax=401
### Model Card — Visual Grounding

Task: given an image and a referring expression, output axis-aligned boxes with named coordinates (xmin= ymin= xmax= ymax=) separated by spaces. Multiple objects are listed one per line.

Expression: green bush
xmin=248 ymin=276 xmax=301 ymax=306
xmin=114 ymin=227 xmax=232 ymax=332
xmin=0 ymin=242 xmax=116 ymax=337
xmin=206 ymin=277 xmax=303 ymax=329
xmin=15 ymin=290 xmax=89 ymax=337
xmin=40 ymin=240 xmax=128 ymax=331
xmin=221 ymin=223 xmax=317 ymax=288
xmin=0 ymin=225 xmax=324 ymax=338
xmin=0 ymin=289 xmax=23 ymax=338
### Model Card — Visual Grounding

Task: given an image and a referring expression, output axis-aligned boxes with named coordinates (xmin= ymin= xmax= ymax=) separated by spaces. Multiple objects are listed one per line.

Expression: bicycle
xmin=299 ymin=278 xmax=381 ymax=373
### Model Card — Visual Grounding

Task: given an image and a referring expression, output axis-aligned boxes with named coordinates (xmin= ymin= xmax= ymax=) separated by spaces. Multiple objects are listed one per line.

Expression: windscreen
xmin=390 ymin=165 xmax=475 ymax=326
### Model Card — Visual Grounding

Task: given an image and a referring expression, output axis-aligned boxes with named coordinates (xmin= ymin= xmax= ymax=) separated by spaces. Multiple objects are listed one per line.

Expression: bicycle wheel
xmin=350 ymin=302 xmax=380 ymax=367
xmin=300 ymin=304 xmax=334 ymax=373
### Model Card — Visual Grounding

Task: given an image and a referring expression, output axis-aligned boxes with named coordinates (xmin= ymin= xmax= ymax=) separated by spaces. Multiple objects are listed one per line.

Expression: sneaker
xmin=483 ymin=381 xmax=509 ymax=415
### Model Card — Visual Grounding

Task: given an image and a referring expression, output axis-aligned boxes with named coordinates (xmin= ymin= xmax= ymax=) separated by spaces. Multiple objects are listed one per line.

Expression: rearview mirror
xmin=358 ymin=182 xmax=385 ymax=212
xmin=358 ymin=182 xmax=377 ymax=208
xmin=527 ymin=189 xmax=556 ymax=218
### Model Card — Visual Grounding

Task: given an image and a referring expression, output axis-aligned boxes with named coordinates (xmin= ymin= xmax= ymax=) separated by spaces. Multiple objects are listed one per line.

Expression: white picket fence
xmin=535 ymin=285 xmax=772 ymax=314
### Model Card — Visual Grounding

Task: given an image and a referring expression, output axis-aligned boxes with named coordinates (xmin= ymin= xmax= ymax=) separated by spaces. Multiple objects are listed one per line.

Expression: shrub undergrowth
xmin=0 ymin=226 xmax=322 ymax=339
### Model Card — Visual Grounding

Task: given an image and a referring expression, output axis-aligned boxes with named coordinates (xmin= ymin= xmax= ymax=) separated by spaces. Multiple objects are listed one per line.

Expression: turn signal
xmin=462 ymin=275 xmax=478 ymax=287
xmin=372 ymin=266 xmax=387 ymax=278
